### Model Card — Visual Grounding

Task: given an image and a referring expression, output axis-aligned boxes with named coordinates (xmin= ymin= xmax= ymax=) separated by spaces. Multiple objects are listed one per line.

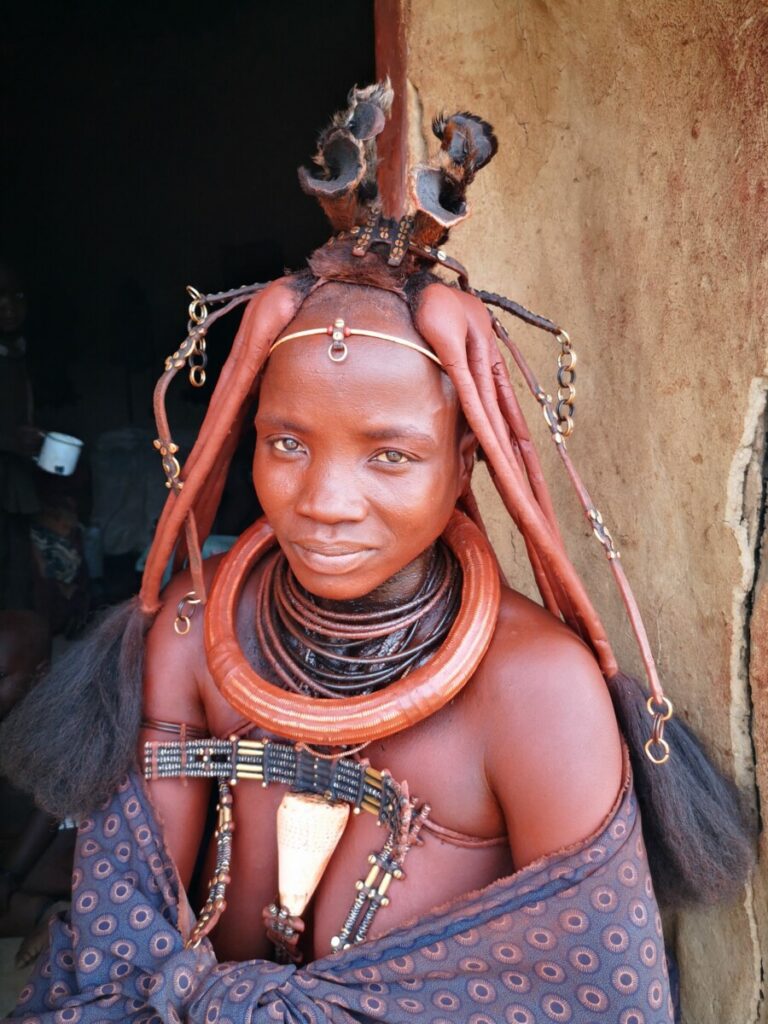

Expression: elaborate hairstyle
xmin=0 ymin=83 xmax=753 ymax=905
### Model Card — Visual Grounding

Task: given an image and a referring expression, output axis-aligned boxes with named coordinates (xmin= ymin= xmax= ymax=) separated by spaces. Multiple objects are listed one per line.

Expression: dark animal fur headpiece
xmin=299 ymin=79 xmax=498 ymax=248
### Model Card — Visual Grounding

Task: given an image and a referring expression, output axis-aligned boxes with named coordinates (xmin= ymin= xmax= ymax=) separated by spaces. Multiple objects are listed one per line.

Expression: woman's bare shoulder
xmin=472 ymin=585 xmax=623 ymax=867
xmin=142 ymin=555 xmax=227 ymax=724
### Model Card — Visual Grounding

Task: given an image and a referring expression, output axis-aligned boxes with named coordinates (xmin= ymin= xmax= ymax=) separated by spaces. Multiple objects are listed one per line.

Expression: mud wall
xmin=402 ymin=2 xmax=768 ymax=1021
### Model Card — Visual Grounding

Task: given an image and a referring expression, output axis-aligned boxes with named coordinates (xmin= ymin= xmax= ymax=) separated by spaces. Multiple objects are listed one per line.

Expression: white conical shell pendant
xmin=277 ymin=792 xmax=350 ymax=917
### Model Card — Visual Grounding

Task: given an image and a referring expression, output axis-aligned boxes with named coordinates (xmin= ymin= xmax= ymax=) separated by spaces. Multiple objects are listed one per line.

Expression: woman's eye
xmin=372 ymin=450 xmax=410 ymax=464
xmin=273 ymin=437 xmax=302 ymax=453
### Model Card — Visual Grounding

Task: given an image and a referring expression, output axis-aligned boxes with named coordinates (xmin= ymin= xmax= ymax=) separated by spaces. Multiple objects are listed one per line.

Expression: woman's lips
xmin=290 ymin=542 xmax=373 ymax=575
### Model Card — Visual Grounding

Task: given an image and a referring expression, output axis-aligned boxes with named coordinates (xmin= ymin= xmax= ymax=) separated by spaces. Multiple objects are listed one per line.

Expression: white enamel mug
xmin=35 ymin=431 xmax=84 ymax=476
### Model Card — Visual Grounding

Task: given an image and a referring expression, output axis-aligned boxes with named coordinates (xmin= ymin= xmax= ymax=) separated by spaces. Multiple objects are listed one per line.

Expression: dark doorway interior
xmin=1 ymin=0 xmax=375 ymax=608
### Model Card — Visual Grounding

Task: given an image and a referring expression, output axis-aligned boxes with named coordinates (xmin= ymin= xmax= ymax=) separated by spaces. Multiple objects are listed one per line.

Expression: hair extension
xmin=608 ymin=672 xmax=755 ymax=904
xmin=0 ymin=599 xmax=149 ymax=819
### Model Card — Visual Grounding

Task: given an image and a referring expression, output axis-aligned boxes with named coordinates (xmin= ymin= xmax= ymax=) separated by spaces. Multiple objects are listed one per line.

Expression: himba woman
xmin=0 ymin=83 xmax=753 ymax=1023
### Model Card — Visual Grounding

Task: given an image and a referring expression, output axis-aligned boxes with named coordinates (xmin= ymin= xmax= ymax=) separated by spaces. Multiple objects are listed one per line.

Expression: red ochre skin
xmin=140 ymin=283 xmax=622 ymax=962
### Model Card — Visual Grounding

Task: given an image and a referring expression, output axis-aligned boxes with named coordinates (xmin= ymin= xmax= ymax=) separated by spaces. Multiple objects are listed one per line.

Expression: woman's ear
xmin=457 ymin=426 xmax=478 ymax=496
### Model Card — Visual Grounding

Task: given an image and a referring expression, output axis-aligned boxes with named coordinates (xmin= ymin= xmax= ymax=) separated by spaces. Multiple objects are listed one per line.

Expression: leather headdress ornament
xmin=139 ymin=81 xmax=673 ymax=763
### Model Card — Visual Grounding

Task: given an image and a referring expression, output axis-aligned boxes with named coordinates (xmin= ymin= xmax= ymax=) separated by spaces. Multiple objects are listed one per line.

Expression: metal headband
xmin=268 ymin=318 xmax=444 ymax=367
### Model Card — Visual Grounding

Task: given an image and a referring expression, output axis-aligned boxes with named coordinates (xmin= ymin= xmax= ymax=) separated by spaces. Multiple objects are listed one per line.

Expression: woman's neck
xmin=311 ymin=546 xmax=435 ymax=611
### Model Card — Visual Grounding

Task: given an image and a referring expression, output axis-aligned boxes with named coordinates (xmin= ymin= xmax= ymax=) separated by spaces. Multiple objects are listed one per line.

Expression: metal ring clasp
xmin=186 ymin=285 xmax=209 ymax=326
xmin=644 ymin=736 xmax=671 ymax=765
xmin=174 ymin=591 xmax=202 ymax=636
xmin=644 ymin=694 xmax=674 ymax=765
xmin=328 ymin=317 xmax=349 ymax=362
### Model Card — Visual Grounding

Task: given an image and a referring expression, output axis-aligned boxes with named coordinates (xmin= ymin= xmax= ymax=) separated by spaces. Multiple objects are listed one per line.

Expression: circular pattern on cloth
xmin=610 ymin=819 xmax=627 ymax=840
xmin=395 ymin=997 xmax=424 ymax=1014
xmin=92 ymin=859 xmax=114 ymax=881
xmin=149 ymin=931 xmax=175 ymax=958
xmin=505 ymin=1006 xmax=535 ymax=1024
xmin=227 ymin=980 xmax=254 ymax=1004
xmin=618 ymin=861 xmax=639 ymax=887
xmin=54 ymin=1009 xmax=82 ymax=1024
xmin=501 ymin=971 xmax=531 ymax=995
xmin=172 ymin=966 xmax=194 ymax=999
xmin=109 ymin=938 xmax=137 ymax=960
xmin=114 ymin=841 xmax=132 ymax=863
xmin=109 ymin=879 xmax=134 ymax=904
xmin=535 ymin=961 xmax=566 ymax=984
xmin=398 ymin=976 xmax=424 ymax=992
xmin=524 ymin=927 xmax=556 ymax=951
xmin=128 ymin=904 xmax=155 ymax=930
xmin=459 ymin=957 xmax=489 ymax=973
xmin=204 ymin=999 xmax=221 ymax=1023
xmin=612 ymin=965 xmax=639 ymax=995
xmin=619 ymin=1010 xmax=646 ymax=1024
xmin=432 ymin=990 xmax=461 ymax=1012
xmin=628 ymin=899 xmax=649 ymax=928
xmin=74 ymin=891 xmax=99 ymax=916
xmin=363 ymin=982 xmax=389 ymax=997
xmin=136 ymin=825 xmax=154 ymax=847
xmin=640 ymin=938 xmax=658 ymax=968
xmin=647 ymin=978 xmax=665 ymax=1010
xmin=540 ymin=993 xmax=573 ymax=1021
xmin=590 ymin=886 xmax=619 ymax=913
xmin=359 ymin=994 xmax=387 ymax=1017
xmin=102 ymin=814 xmax=121 ymax=839
xmin=559 ymin=909 xmax=589 ymax=934
xmin=92 ymin=981 xmax=122 ymax=1007
xmin=467 ymin=978 xmax=497 ymax=1004
xmin=421 ymin=941 xmax=448 ymax=961
xmin=55 ymin=951 xmax=76 ymax=974
xmin=492 ymin=941 xmax=522 ymax=964
xmin=48 ymin=980 xmax=71 ymax=1002
xmin=77 ymin=947 xmax=103 ymax=974
xmin=602 ymin=924 xmax=630 ymax=954
xmin=90 ymin=914 xmax=117 ymax=938
xmin=521 ymin=899 xmax=546 ymax=916
xmin=354 ymin=965 xmax=381 ymax=983
xmin=568 ymin=946 xmax=600 ymax=974
xmin=124 ymin=797 xmax=142 ymax=820
xmin=389 ymin=955 xmax=415 ymax=975
xmin=576 ymin=984 xmax=610 ymax=1012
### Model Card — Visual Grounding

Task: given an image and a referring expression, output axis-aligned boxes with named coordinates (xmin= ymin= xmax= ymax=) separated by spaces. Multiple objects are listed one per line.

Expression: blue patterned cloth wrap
xmin=7 ymin=758 xmax=674 ymax=1023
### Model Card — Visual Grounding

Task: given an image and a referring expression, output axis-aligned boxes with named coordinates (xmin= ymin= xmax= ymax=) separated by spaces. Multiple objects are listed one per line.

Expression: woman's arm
xmin=482 ymin=605 xmax=623 ymax=869
xmin=139 ymin=571 xmax=213 ymax=887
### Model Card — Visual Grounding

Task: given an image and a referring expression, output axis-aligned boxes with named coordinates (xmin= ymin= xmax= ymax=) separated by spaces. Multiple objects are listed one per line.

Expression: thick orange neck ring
xmin=204 ymin=511 xmax=501 ymax=745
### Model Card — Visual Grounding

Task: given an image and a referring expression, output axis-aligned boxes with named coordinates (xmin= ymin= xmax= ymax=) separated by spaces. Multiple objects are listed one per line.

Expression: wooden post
xmin=374 ymin=0 xmax=408 ymax=219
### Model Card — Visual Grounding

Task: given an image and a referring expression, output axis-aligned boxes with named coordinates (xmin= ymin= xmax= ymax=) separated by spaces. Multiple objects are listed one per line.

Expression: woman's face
xmin=253 ymin=292 xmax=473 ymax=602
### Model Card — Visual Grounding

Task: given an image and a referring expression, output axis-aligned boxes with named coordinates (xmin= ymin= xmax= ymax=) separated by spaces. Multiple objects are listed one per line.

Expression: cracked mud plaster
xmin=725 ymin=377 xmax=767 ymax=798
xmin=725 ymin=376 xmax=767 ymax=1024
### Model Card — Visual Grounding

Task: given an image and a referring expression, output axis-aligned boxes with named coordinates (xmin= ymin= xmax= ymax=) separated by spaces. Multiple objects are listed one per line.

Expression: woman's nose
xmin=294 ymin=461 xmax=367 ymax=524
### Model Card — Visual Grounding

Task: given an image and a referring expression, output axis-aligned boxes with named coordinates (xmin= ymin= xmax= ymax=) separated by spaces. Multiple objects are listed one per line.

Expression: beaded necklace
xmin=254 ymin=541 xmax=461 ymax=698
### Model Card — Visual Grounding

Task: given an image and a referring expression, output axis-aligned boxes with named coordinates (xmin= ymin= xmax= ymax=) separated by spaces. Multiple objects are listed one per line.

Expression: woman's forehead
xmin=284 ymin=281 xmax=426 ymax=345
xmin=259 ymin=329 xmax=459 ymax=434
